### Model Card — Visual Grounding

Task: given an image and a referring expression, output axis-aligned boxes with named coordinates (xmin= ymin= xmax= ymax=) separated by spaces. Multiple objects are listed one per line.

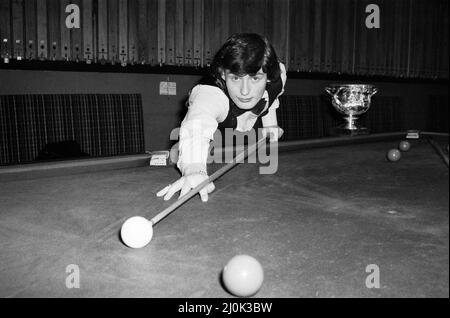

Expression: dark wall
xmin=0 ymin=69 xmax=199 ymax=151
xmin=0 ymin=69 xmax=447 ymax=151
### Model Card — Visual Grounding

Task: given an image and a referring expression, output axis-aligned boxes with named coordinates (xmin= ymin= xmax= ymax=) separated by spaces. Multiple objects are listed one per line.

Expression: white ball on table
xmin=121 ymin=216 xmax=153 ymax=248
xmin=222 ymin=255 xmax=264 ymax=297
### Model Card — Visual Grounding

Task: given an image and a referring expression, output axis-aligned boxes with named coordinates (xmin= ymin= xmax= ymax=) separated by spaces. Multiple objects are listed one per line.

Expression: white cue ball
xmin=120 ymin=216 xmax=153 ymax=248
xmin=222 ymin=255 xmax=264 ymax=297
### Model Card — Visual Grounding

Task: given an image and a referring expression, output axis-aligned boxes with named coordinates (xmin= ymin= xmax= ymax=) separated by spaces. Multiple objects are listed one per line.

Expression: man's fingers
xmin=179 ymin=184 xmax=191 ymax=199
xmin=156 ymin=185 xmax=171 ymax=197
xmin=206 ymin=182 xmax=215 ymax=193
xmin=158 ymin=175 xmax=214 ymax=203
xmin=267 ymin=127 xmax=284 ymax=143
xmin=199 ymin=189 xmax=208 ymax=202
xmin=164 ymin=179 xmax=183 ymax=200
xmin=180 ymin=181 xmax=214 ymax=201
xmin=262 ymin=128 xmax=268 ymax=139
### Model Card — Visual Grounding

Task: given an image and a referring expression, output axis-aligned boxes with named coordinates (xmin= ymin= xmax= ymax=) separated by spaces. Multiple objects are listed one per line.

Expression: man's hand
xmin=156 ymin=173 xmax=215 ymax=202
xmin=262 ymin=126 xmax=284 ymax=143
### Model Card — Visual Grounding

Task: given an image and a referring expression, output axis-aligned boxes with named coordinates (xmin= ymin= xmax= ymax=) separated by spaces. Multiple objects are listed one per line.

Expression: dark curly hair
xmin=209 ymin=33 xmax=281 ymax=90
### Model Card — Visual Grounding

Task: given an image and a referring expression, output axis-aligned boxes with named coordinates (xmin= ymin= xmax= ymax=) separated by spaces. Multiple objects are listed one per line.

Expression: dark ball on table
xmin=399 ymin=140 xmax=411 ymax=152
xmin=387 ymin=149 xmax=401 ymax=162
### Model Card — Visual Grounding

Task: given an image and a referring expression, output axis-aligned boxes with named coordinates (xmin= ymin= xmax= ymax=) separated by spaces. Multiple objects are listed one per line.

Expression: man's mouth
xmin=238 ymin=97 xmax=253 ymax=103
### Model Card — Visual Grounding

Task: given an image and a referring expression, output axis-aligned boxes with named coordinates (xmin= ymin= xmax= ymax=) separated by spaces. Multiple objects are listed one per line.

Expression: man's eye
xmin=252 ymin=76 xmax=262 ymax=81
xmin=231 ymin=76 xmax=240 ymax=81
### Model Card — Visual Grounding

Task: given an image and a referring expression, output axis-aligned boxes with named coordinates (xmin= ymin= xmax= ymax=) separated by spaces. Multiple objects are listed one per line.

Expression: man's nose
xmin=240 ymin=78 xmax=250 ymax=96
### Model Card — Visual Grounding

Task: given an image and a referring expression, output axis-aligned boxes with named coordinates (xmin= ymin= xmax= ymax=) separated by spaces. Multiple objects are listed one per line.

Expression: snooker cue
xmin=427 ymin=137 xmax=449 ymax=168
xmin=150 ymin=135 xmax=270 ymax=226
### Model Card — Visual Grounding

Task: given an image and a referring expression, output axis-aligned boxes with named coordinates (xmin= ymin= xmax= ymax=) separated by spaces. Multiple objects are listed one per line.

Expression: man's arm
xmin=261 ymin=62 xmax=287 ymax=136
xmin=177 ymin=85 xmax=229 ymax=175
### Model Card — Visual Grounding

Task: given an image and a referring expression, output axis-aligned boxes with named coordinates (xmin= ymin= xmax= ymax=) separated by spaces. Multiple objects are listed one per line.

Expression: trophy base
xmin=330 ymin=126 xmax=370 ymax=137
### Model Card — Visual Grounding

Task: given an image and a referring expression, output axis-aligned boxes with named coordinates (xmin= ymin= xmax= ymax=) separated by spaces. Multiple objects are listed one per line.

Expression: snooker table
xmin=0 ymin=132 xmax=448 ymax=298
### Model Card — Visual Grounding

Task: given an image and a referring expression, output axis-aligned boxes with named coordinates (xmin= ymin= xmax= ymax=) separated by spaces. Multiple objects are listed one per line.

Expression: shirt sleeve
xmin=177 ymin=85 xmax=229 ymax=175
xmin=262 ymin=62 xmax=287 ymax=127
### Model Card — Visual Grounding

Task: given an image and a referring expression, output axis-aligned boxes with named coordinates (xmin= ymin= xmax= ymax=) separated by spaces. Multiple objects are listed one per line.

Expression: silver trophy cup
xmin=325 ymin=84 xmax=378 ymax=136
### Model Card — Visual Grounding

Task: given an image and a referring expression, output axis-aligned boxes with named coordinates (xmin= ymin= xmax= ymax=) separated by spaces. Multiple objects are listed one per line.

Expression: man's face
xmin=223 ymin=69 xmax=268 ymax=110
